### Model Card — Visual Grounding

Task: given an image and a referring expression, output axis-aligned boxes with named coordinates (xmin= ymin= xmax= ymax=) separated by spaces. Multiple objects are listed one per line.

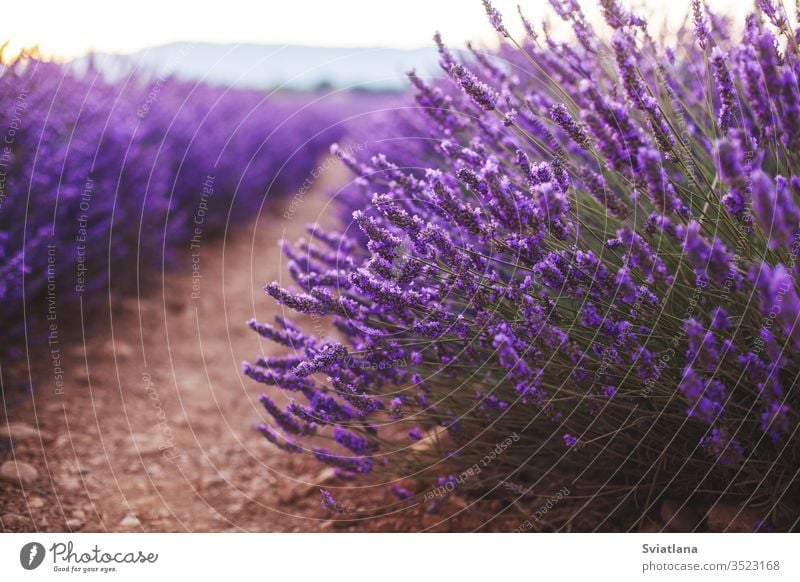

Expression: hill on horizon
xmin=70 ymin=41 xmax=441 ymax=91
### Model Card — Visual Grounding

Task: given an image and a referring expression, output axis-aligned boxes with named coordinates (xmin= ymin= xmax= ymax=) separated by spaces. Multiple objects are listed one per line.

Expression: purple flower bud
xmin=319 ymin=488 xmax=347 ymax=513
xmin=752 ymin=173 xmax=800 ymax=250
xmin=752 ymin=263 xmax=800 ymax=348
xmin=333 ymin=426 xmax=377 ymax=455
xmin=481 ymin=0 xmax=509 ymax=37
xmin=256 ymin=424 xmax=302 ymax=454
xmin=450 ymin=63 xmax=498 ymax=111
xmin=711 ymin=48 xmax=737 ymax=135
xmin=691 ymin=0 xmax=710 ymax=50
xmin=550 ymin=103 xmax=589 ymax=148
xmin=678 ymin=366 xmax=726 ymax=423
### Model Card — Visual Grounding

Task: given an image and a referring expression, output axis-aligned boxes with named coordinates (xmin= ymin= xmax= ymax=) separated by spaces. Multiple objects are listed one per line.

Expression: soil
xmin=0 ymin=178 xmax=521 ymax=533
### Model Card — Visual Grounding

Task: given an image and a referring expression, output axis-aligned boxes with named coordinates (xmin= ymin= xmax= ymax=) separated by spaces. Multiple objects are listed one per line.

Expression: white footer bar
xmin=1 ymin=533 xmax=797 ymax=581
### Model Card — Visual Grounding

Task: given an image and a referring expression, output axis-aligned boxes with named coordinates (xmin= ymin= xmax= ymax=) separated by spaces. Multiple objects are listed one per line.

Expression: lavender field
xmin=2 ymin=0 xmax=800 ymax=536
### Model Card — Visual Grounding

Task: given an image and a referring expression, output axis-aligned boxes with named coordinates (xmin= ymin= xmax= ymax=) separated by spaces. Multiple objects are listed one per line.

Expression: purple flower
xmin=599 ymin=0 xmax=646 ymax=28
xmin=481 ymin=0 xmax=509 ymax=37
xmin=517 ymin=6 xmax=538 ymax=41
xmin=710 ymin=307 xmax=731 ymax=331
xmin=389 ymin=397 xmax=404 ymax=419
xmin=256 ymin=424 xmax=303 ymax=454
xmin=752 ymin=263 xmax=800 ymax=347
xmin=314 ymin=449 xmax=373 ymax=475
xmin=679 ymin=221 xmax=738 ymax=288
xmin=700 ymin=428 xmax=743 ymax=465
xmin=450 ymin=63 xmax=498 ymax=111
xmin=756 ymin=0 xmax=788 ymax=28
xmin=260 ymin=394 xmax=316 ymax=436
xmin=333 ymin=426 xmax=377 ymax=455
xmin=614 ymin=265 xmax=639 ymax=304
xmin=319 ymin=488 xmax=347 ymax=513
xmin=292 ymin=342 xmax=349 ymax=378
xmin=715 ymin=138 xmax=754 ymax=220
xmin=550 ymin=103 xmax=589 ymax=148
xmin=711 ymin=48 xmax=737 ymax=135
xmin=691 ymin=0 xmax=710 ymax=49
xmin=678 ymin=366 xmax=726 ymax=424
xmin=760 ymin=398 xmax=790 ymax=444
xmin=684 ymin=318 xmax=721 ymax=372
xmin=752 ymin=173 xmax=800 ymax=250
xmin=580 ymin=169 xmax=629 ymax=219
xmin=637 ymin=147 xmax=688 ymax=216
xmin=616 ymin=225 xmax=672 ymax=285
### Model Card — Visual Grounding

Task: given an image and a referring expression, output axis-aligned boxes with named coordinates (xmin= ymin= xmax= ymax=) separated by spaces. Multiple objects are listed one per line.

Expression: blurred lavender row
xmin=0 ymin=54 xmax=396 ymax=370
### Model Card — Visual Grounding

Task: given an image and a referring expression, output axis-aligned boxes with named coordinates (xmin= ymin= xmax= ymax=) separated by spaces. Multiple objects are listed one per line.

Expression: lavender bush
xmin=0 ymin=54 xmax=354 ymax=367
xmin=247 ymin=1 xmax=800 ymax=530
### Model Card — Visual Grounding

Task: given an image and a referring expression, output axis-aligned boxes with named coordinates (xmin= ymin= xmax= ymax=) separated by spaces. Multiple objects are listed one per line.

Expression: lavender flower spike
xmin=711 ymin=47 xmax=737 ymax=135
xmin=450 ymin=63 xmax=498 ymax=111
xmin=482 ymin=0 xmax=510 ymax=37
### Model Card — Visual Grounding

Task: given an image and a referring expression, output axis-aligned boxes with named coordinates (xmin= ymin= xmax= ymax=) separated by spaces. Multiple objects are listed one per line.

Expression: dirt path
xmin=1 ymin=183 xmax=324 ymax=531
xmin=1 ymin=175 xmax=518 ymax=532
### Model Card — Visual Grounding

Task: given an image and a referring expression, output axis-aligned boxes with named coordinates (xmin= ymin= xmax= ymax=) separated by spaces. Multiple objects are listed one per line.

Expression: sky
xmin=4 ymin=0 xmax=754 ymax=59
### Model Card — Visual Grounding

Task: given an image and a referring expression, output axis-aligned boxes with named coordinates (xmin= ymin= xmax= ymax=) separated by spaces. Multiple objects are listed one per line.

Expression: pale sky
xmin=4 ymin=0 xmax=753 ymax=59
